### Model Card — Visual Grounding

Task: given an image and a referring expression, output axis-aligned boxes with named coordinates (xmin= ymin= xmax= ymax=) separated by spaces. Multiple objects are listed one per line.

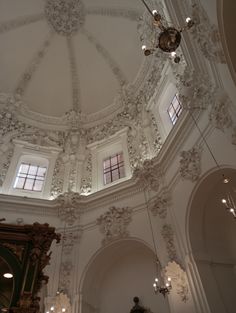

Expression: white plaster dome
xmin=0 ymin=0 xmax=147 ymax=123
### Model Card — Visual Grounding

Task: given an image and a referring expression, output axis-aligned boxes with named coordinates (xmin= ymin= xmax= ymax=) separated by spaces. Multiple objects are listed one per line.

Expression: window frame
xmin=14 ymin=163 xmax=47 ymax=192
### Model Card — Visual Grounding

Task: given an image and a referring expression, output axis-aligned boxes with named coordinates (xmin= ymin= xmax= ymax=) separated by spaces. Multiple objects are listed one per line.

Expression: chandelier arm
xmin=140 ymin=0 xmax=154 ymax=17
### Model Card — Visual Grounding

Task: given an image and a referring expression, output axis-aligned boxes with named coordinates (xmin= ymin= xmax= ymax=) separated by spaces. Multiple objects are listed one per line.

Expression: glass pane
xmin=112 ymin=169 xmax=119 ymax=181
xmin=104 ymin=172 xmax=111 ymax=185
xmin=33 ymin=180 xmax=43 ymax=191
xmin=111 ymin=155 xmax=118 ymax=166
xmin=28 ymin=165 xmax=37 ymax=175
xmin=24 ymin=179 xmax=34 ymax=190
xmin=103 ymin=158 xmax=110 ymax=170
xmin=37 ymin=167 xmax=46 ymax=177
xmin=14 ymin=177 xmax=25 ymax=189
xmin=117 ymin=153 xmax=123 ymax=161
xmin=20 ymin=163 xmax=29 ymax=174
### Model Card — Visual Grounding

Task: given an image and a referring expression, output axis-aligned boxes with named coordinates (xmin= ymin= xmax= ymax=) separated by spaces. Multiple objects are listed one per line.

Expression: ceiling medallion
xmin=45 ymin=0 xmax=85 ymax=36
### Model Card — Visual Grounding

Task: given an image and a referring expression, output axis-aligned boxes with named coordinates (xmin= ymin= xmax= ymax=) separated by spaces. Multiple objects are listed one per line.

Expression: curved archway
xmin=80 ymin=238 xmax=170 ymax=313
xmin=217 ymin=0 xmax=236 ymax=85
xmin=187 ymin=168 xmax=236 ymax=313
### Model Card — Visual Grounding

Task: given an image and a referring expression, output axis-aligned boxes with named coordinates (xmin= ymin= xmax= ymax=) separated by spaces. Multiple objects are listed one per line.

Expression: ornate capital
xmin=180 ymin=147 xmax=201 ymax=182
xmin=97 ymin=206 xmax=132 ymax=245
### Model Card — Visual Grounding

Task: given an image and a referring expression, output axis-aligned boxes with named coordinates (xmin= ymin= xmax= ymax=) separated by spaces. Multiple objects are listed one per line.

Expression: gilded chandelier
xmin=140 ymin=0 xmax=194 ymax=63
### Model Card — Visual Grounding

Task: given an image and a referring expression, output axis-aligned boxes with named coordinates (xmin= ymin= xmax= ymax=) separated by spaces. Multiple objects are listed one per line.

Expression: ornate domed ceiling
xmin=0 ymin=0 xmax=148 ymax=123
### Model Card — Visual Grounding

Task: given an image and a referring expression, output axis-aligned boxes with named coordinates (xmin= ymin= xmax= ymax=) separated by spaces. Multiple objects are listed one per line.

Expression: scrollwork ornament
xmin=56 ymin=191 xmax=82 ymax=225
xmin=133 ymin=157 xmax=163 ymax=192
xmin=150 ymin=188 xmax=171 ymax=219
xmin=189 ymin=1 xmax=226 ymax=64
xmin=161 ymin=224 xmax=178 ymax=262
xmin=97 ymin=206 xmax=132 ymax=245
xmin=179 ymin=146 xmax=201 ymax=182
xmin=209 ymin=93 xmax=233 ymax=131
xmin=165 ymin=261 xmax=189 ymax=302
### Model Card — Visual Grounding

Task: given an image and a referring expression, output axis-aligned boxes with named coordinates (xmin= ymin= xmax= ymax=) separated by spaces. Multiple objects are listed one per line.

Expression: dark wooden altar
xmin=0 ymin=221 xmax=60 ymax=313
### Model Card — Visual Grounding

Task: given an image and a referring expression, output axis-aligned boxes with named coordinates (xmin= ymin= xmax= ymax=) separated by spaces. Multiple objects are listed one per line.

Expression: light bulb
xmin=171 ymin=52 xmax=176 ymax=57
xmin=142 ymin=45 xmax=147 ymax=51
xmin=222 ymin=199 xmax=227 ymax=204
xmin=186 ymin=17 xmax=191 ymax=23
xmin=167 ymin=277 xmax=171 ymax=281
xmin=166 ymin=283 xmax=169 ymax=287
xmin=62 ymin=309 xmax=66 ymax=312
xmin=230 ymin=208 xmax=235 ymax=213
xmin=152 ymin=10 xmax=158 ymax=15
xmin=153 ymin=283 xmax=157 ymax=287
xmin=223 ymin=177 xmax=230 ymax=184
xmin=50 ymin=307 xmax=54 ymax=311
xmin=155 ymin=278 xmax=158 ymax=282
xmin=3 ymin=273 xmax=13 ymax=278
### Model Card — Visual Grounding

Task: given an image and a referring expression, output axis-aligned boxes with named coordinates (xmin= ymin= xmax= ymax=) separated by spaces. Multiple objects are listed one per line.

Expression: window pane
xmin=28 ymin=165 xmax=37 ymax=175
xmin=20 ymin=164 xmax=29 ymax=174
xmin=37 ymin=167 xmax=47 ymax=177
xmin=14 ymin=177 xmax=25 ymax=189
xmin=168 ymin=95 xmax=182 ymax=125
xmin=104 ymin=172 xmax=111 ymax=184
xmin=111 ymin=155 xmax=118 ymax=166
xmin=33 ymin=180 xmax=43 ymax=191
xmin=103 ymin=159 xmax=111 ymax=169
xmin=24 ymin=178 xmax=34 ymax=190
xmin=112 ymin=169 xmax=119 ymax=181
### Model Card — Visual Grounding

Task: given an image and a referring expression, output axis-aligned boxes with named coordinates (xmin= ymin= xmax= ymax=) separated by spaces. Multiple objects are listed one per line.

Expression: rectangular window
xmin=14 ymin=163 xmax=47 ymax=192
xmin=103 ymin=153 xmax=125 ymax=185
xmin=167 ymin=95 xmax=182 ymax=125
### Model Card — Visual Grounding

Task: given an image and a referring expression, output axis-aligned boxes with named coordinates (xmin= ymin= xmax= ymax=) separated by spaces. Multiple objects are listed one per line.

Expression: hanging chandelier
xmin=221 ymin=176 xmax=236 ymax=219
xmin=144 ymin=190 xmax=172 ymax=297
xmin=140 ymin=0 xmax=194 ymax=63
xmin=152 ymin=259 xmax=172 ymax=297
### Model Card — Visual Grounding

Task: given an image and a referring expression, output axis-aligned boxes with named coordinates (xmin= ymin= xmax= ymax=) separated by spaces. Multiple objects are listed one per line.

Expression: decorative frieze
xmin=97 ymin=206 xmax=132 ymax=245
xmin=179 ymin=147 xmax=201 ymax=182
xmin=165 ymin=261 xmax=189 ymax=302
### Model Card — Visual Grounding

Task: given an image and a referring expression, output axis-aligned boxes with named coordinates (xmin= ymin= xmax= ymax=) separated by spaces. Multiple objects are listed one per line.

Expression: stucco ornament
xmin=45 ymin=0 xmax=85 ymax=36
xmin=61 ymin=230 xmax=81 ymax=255
xmin=150 ymin=188 xmax=171 ymax=219
xmin=188 ymin=1 xmax=225 ymax=64
xmin=161 ymin=224 xmax=178 ymax=262
xmin=179 ymin=147 xmax=201 ymax=182
xmin=165 ymin=261 xmax=189 ymax=302
xmin=133 ymin=157 xmax=163 ymax=192
xmin=97 ymin=207 xmax=132 ymax=245
xmin=177 ymin=68 xmax=214 ymax=111
xmin=209 ymin=93 xmax=233 ymax=131
xmin=46 ymin=292 xmax=71 ymax=313
xmin=59 ymin=261 xmax=73 ymax=293
xmin=56 ymin=191 xmax=82 ymax=225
